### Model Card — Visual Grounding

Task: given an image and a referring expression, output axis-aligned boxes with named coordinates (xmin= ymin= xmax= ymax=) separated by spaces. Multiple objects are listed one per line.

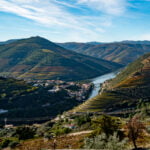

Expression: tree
xmin=74 ymin=114 xmax=91 ymax=126
xmin=126 ymin=115 xmax=145 ymax=149
xmin=91 ymin=115 xmax=123 ymax=138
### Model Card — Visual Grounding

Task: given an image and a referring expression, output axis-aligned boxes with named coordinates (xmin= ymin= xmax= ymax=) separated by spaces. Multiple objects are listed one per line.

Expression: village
xmin=30 ymin=79 xmax=93 ymax=101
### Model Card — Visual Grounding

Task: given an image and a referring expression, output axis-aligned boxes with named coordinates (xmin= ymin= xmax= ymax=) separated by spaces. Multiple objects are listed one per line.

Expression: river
xmin=0 ymin=109 xmax=8 ymax=114
xmin=88 ymin=71 xmax=118 ymax=99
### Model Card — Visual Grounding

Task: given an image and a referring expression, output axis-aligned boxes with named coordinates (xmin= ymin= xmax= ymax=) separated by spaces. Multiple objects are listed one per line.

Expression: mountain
xmin=86 ymin=41 xmax=105 ymax=45
xmin=73 ymin=53 xmax=150 ymax=113
xmin=58 ymin=42 xmax=150 ymax=65
xmin=57 ymin=42 xmax=94 ymax=52
xmin=0 ymin=36 xmax=121 ymax=81
xmin=120 ymin=40 xmax=150 ymax=45
xmin=0 ymin=39 xmax=19 ymax=45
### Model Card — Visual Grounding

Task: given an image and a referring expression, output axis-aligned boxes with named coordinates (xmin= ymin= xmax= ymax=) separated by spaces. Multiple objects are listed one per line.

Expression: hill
xmin=73 ymin=53 xmax=150 ymax=113
xmin=0 ymin=36 xmax=121 ymax=81
xmin=120 ymin=40 xmax=150 ymax=44
xmin=0 ymin=77 xmax=83 ymax=123
xmin=0 ymin=39 xmax=19 ymax=45
xmin=57 ymin=42 xmax=94 ymax=52
xmin=86 ymin=41 xmax=105 ymax=45
xmin=59 ymin=42 xmax=150 ymax=65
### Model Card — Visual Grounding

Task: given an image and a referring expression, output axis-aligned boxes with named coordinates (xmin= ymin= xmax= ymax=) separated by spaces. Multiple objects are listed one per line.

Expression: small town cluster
xmin=30 ymin=80 xmax=93 ymax=101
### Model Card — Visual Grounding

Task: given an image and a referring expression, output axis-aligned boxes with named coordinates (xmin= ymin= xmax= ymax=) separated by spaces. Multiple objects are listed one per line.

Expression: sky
xmin=0 ymin=0 xmax=150 ymax=42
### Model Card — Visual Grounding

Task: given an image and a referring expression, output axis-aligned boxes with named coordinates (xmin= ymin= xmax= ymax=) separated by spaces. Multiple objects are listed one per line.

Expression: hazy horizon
xmin=1 ymin=36 xmax=150 ymax=44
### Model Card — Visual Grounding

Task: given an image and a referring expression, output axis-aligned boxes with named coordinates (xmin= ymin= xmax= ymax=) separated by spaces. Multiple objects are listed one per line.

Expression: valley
xmin=0 ymin=37 xmax=150 ymax=150
xmin=1 ymin=0 xmax=150 ymax=149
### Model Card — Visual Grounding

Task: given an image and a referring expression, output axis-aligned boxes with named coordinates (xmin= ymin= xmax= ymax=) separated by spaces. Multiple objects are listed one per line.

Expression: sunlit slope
xmin=0 ymin=36 xmax=121 ymax=81
xmin=73 ymin=53 xmax=150 ymax=112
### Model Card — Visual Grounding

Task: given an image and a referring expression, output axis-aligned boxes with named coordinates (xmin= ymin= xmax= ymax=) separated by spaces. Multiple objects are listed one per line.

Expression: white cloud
xmin=0 ymin=0 xmax=82 ymax=28
xmin=0 ymin=0 xmax=107 ymax=31
xmin=78 ymin=0 xmax=127 ymax=15
xmin=0 ymin=0 xmax=128 ymax=41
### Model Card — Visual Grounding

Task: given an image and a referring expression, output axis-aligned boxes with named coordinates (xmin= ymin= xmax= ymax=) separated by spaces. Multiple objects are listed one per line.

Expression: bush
xmin=36 ymin=125 xmax=51 ymax=137
xmin=74 ymin=114 xmax=91 ymax=126
xmin=0 ymin=125 xmax=3 ymax=129
xmin=9 ymin=141 xmax=19 ymax=148
xmin=52 ymin=127 xmax=71 ymax=136
xmin=0 ymin=128 xmax=15 ymax=137
xmin=0 ymin=139 xmax=10 ymax=149
xmin=0 ymin=138 xmax=19 ymax=149
xmin=44 ymin=132 xmax=53 ymax=139
xmin=84 ymin=132 xmax=128 ymax=150
xmin=13 ymin=126 xmax=36 ymax=140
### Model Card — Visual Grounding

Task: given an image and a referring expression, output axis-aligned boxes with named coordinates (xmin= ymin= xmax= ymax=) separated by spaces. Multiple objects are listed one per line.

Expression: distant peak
xmin=28 ymin=36 xmax=48 ymax=41
xmin=22 ymin=36 xmax=54 ymax=45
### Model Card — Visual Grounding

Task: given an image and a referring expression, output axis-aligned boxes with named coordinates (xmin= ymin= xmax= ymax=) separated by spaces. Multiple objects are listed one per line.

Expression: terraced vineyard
xmin=73 ymin=53 xmax=150 ymax=113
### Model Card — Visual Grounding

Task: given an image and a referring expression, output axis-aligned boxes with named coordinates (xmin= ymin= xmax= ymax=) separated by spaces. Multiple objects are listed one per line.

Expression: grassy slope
xmin=73 ymin=53 xmax=150 ymax=113
xmin=14 ymin=134 xmax=88 ymax=150
xmin=0 ymin=37 xmax=121 ymax=81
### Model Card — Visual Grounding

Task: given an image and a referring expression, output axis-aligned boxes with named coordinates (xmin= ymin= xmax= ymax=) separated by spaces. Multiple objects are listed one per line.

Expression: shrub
xmin=0 ymin=139 xmax=10 ymax=149
xmin=74 ymin=114 xmax=91 ymax=126
xmin=44 ymin=132 xmax=53 ymax=139
xmin=9 ymin=141 xmax=19 ymax=148
xmin=13 ymin=126 xmax=36 ymax=140
xmin=52 ymin=127 xmax=71 ymax=136
xmin=84 ymin=132 xmax=128 ymax=150
xmin=36 ymin=124 xmax=52 ymax=137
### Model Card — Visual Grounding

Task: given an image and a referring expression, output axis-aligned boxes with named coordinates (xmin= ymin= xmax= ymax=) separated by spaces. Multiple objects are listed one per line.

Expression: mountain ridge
xmin=58 ymin=42 xmax=150 ymax=65
xmin=0 ymin=36 xmax=121 ymax=81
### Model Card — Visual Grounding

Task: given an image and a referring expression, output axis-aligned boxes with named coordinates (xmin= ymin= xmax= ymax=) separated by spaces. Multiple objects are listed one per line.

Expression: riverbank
xmin=88 ymin=71 xmax=118 ymax=99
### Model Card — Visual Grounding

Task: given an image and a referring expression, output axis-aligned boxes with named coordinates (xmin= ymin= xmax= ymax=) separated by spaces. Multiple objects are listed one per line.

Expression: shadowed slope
xmin=59 ymin=42 xmax=150 ymax=65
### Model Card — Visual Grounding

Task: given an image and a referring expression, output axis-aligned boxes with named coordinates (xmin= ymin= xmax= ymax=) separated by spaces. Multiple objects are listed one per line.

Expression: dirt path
xmin=67 ymin=130 xmax=92 ymax=136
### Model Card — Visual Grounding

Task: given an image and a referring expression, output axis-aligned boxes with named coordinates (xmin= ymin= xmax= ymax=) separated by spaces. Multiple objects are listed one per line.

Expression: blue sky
xmin=1 ymin=0 xmax=150 ymax=42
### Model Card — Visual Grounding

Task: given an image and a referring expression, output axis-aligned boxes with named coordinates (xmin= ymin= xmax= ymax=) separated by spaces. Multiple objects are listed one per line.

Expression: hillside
xmin=58 ymin=42 xmax=94 ymax=53
xmin=0 ymin=39 xmax=19 ymax=45
xmin=59 ymin=42 xmax=150 ymax=65
xmin=0 ymin=77 xmax=83 ymax=123
xmin=0 ymin=36 xmax=121 ymax=81
xmin=73 ymin=53 xmax=150 ymax=113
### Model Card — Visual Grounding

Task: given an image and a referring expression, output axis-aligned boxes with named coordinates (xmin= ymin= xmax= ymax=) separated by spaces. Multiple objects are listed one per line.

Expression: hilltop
xmin=73 ymin=52 xmax=150 ymax=113
xmin=0 ymin=36 xmax=121 ymax=81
